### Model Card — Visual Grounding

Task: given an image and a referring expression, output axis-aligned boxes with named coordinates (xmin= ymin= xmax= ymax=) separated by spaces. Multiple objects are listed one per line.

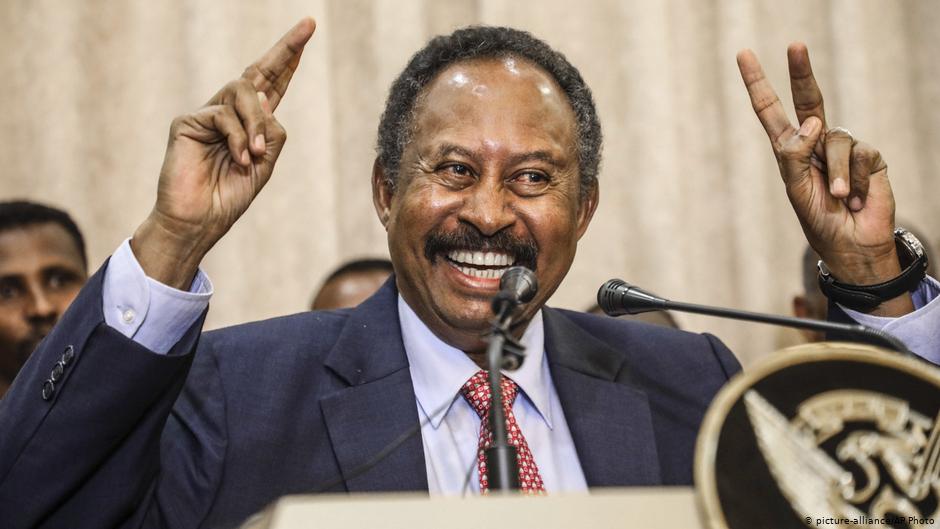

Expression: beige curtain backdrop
xmin=1 ymin=0 xmax=937 ymax=367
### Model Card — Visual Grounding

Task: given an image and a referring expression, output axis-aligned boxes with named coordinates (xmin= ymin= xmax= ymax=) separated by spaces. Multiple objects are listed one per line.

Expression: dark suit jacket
xmin=0 ymin=264 xmax=740 ymax=528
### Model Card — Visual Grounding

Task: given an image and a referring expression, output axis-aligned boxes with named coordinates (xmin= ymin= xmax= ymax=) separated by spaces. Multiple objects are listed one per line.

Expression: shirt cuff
xmin=102 ymin=238 xmax=212 ymax=354
xmin=839 ymin=276 xmax=940 ymax=365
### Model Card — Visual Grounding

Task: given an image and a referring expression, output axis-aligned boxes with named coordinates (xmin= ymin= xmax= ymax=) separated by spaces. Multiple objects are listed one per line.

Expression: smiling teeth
xmin=446 ymin=250 xmax=514 ymax=267
xmin=453 ymin=266 xmax=508 ymax=279
xmin=445 ymin=250 xmax=515 ymax=280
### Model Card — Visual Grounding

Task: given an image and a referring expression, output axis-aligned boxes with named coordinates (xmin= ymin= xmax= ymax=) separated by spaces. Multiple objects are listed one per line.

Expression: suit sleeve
xmin=0 ymin=262 xmax=214 ymax=528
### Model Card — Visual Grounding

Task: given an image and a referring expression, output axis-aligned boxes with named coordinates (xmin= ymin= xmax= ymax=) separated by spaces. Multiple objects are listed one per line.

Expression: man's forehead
xmin=0 ymin=224 xmax=84 ymax=271
xmin=408 ymin=57 xmax=578 ymax=155
xmin=429 ymin=56 xmax=564 ymax=101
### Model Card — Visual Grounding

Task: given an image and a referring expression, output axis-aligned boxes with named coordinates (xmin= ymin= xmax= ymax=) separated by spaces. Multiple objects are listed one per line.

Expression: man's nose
xmin=25 ymin=286 xmax=57 ymax=320
xmin=458 ymin=178 xmax=517 ymax=236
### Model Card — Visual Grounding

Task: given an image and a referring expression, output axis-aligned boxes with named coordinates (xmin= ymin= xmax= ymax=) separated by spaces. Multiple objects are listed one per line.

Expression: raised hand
xmin=737 ymin=43 xmax=913 ymax=316
xmin=132 ymin=18 xmax=316 ymax=289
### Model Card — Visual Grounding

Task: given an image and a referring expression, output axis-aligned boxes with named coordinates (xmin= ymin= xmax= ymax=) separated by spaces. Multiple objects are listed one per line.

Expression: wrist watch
xmin=817 ymin=227 xmax=929 ymax=312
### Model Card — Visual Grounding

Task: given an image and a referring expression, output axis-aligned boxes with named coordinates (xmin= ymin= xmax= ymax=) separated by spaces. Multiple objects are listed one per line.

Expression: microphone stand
xmin=664 ymin=299 xmax=913 ymax=356
xmin=483 ymin=295 xmax=526 ymax=493
xmin=599 ymin=279 xmax=915 ymax=357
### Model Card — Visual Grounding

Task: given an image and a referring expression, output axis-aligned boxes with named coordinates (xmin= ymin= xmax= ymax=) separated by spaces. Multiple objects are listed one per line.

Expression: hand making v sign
xmin=737 ymin=43 xmax=915 ymax=317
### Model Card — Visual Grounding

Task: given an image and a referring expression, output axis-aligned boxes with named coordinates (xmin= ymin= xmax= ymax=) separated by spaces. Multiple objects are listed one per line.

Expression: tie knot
xmin=460 ymin=370 xmax=519 ymax=419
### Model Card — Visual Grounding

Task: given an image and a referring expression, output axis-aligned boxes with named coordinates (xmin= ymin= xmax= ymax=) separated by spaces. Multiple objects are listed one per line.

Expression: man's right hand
xmin=132 ymin=18 xmax=316 ymax=289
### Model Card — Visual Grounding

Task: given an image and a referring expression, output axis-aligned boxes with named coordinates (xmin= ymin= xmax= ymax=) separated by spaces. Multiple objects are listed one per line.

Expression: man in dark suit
xmin=1 ymin=17 xmax=935 ymax=529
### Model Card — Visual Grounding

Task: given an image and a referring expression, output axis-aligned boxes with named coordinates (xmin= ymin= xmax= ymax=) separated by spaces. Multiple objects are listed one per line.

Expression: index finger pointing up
xmin=737 ymin=48 xmax=795 ymax=150
xmin=242 ymin=17 xmax=317 ymax=111
xmin=787 ymin=42 xmax=827 ymax=130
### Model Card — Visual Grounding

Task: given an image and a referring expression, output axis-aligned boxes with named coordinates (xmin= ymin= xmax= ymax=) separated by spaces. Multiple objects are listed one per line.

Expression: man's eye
xmin=516 ymin=171 xmax=548 ymax=183
xmin=511 ymin=171 xmax=550 ymax=187
xmin=508 ymin=171 xmax=551 ymax=196
xmin=48 ymin=273 xmax=65 ymax=289
xmin=0 ymin=283 xmax=22 ymax=301
xmin=444 ymin=164 xmax=472 ymax=177
xmin=46 ymin=271 xmax=79 ymax=290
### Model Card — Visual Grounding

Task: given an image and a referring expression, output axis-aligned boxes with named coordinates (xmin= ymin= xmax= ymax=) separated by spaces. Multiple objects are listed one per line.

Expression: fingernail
xmin=241 ymin=149 xmax=250 ymax=165
xmin=798 ymin=117 xmax=819 ymax=137
xmin=831 ymin=178 xmax=847 ymax=196
xmin=254 ymin=134 xmax=266 ymax=152
xmin=849 ymin=196 xmax=863 ymax=211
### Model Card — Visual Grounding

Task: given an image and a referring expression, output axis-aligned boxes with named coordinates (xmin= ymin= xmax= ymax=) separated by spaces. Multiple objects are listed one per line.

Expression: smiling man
xmin=375 ymin=48 xmax=597 ymax=364
xmin=1 ymin=18 xmax=937 ymax=529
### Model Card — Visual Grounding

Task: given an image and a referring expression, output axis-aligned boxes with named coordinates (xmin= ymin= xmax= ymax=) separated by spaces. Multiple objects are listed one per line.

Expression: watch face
xmin=895 ymin=227 xmax=926 ymax=260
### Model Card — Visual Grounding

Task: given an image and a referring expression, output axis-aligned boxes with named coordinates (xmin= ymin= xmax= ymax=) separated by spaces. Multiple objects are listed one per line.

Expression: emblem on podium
xmin=696 ymin=343 xmax=940 ymax=528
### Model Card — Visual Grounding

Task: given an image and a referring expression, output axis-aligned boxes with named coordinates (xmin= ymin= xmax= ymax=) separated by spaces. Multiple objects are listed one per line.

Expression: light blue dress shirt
xmin=397 ymin=296 xmax=587 ymax=495
xmin=102 ymin=239 xmax=212 ymax=353
xmin=100 ymin=238 xmax=940 ymax=493
xmin=841 ymin=276 xmax=940 ymax=365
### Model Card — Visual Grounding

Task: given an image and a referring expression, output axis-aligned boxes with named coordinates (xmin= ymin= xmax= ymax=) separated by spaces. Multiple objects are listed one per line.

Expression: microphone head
xmin=597 ymin=279 xmax=627 ymax=315
xmin=597 ymin=279 xmax=666 ymax=316
xmin=500 ymin=266 xmax=538 ymax=304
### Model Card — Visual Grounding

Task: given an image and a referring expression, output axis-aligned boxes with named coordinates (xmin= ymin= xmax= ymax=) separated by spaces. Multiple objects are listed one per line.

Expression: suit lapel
xmin=543 ymin=308 xmax=662 ymax=486
xmin=319 ymin=279 xmax=428 ymax=493
xmin=316 ymin=284 xmax=661 ymax=491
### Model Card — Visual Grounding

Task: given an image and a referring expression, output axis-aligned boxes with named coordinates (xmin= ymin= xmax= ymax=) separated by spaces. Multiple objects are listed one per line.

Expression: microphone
xmin=491 ymin=266 xmax=538 ymax=317
xmin=482 ymin=266 xmax=538 ymax=492
xmin=597 ymin=279 xmax=914 ymax=357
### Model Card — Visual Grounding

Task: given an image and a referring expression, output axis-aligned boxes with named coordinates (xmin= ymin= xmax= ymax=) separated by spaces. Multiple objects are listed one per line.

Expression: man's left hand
xmin=737 ymin=43 xmax=914 ymax=317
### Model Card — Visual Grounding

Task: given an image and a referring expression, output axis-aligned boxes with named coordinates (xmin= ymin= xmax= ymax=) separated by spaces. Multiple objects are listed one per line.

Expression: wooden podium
xmin=240 ymin=488 xmax=701 ymax=529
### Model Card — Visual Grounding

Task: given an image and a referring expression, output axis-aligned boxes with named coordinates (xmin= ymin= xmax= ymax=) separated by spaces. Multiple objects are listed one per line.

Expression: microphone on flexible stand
xmin=484 ymin=266 xmax=538 ymax=493
xmin=490 ymin=266 xmax=538 ymax=371
xmin=596 ymin=279 xmax=915 ymax=357
xmin=492 ymin=266 xmax=538 ymax=322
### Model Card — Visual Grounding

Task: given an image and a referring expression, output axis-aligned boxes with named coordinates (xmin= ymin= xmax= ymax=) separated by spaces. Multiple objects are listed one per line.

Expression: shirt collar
xmin=397 ymin=295 xmax=554 ymax=429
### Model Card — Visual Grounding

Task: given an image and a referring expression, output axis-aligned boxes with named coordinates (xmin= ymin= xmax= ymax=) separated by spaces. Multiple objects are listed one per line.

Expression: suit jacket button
xmin=62 ymin=345 xmax=75 ymax=365
xmin=50 ymin=362 xmax=65 ymax=383
xmin=41 ymin=380 xmax=55 ymax=401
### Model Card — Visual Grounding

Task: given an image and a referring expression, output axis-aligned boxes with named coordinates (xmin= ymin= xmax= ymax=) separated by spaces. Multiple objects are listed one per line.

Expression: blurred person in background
xmin=791 ymin=245 xmax=828 ymax=342
xmin=0 ymin=201 xmax=87 ymax=397
xmin=310 ymin=258 xmax=394 ymax=310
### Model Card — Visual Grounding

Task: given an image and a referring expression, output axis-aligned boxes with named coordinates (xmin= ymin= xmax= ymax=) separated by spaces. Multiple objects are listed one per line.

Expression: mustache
xmin=424 ymin=224 xmax=539 ymax=271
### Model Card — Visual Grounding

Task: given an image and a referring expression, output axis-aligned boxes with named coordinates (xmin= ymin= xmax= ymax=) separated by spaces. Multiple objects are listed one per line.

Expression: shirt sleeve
xmin=101 ymin=238 xmax=212 ymax=354
xmin=839 ymin=276 xmax=940 ymax=365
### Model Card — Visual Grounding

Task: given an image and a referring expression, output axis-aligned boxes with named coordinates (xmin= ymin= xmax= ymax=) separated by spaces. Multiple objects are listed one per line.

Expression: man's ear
xmin=792 ymin=295 xmax=809 ymax=319
xmin=575 ymin=180 xmax=599 ymax=240
xmin=372 ymin=159 xmax=393 ymax=228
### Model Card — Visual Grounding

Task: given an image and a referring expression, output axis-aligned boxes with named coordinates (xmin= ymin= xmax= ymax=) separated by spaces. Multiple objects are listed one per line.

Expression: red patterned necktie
xmin=460 ymin=369 xmax=546 ymax=494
